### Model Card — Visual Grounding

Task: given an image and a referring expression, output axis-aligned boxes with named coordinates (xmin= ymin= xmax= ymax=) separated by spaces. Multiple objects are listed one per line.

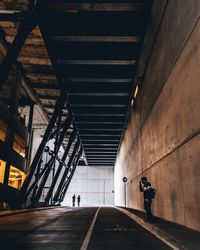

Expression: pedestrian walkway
xmin=123 ymin=207 xmax=200 ymax=250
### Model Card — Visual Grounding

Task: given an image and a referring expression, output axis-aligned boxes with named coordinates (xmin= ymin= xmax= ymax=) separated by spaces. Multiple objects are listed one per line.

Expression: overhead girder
xmin=0 ymin=13 xmax=36 ymax=90
xmin=51 ymin=36 xmax=139 ymax=43
xmin=0 ymin=10 xmax=26 ymax=22
xmin=36 ymin=0 xmax=150 ymax=168
xmin=38 ymin=2 xmax=147 ymax=13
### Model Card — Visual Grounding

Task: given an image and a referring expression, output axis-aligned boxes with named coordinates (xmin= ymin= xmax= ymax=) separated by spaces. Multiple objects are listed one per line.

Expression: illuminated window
xmin=13 ymin=134 xmax=26 ymax=158
xmin=8 ymin=166 xmax=26 ymax=190
xmin=0 ymin=119 xmax=7 ymax=142
xmin=13 ymin=140 xmax=26 ymax=158
xmin=0 ymin=159 xmax=6 ymax=184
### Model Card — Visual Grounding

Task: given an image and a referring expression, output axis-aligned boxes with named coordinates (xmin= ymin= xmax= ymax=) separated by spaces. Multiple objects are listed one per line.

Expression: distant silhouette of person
xmin=77 ymin=195 xmax=81 ymax=207
xmin=72 ymin=194 xmax=76 ymax=207
xmin=140 ymin=177 xmax=153 ymax=222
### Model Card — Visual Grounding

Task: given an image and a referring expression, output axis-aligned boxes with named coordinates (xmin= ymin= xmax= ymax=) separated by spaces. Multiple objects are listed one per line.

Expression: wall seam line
xmin=140 ymin=16 xmax=200 ymax=131
xmin=131 ymin=129 xmax=200 ymax=180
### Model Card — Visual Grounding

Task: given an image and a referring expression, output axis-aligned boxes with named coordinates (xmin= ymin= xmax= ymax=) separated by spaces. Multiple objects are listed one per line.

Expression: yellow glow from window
xmin=0 ymin=119 xmax=7 ymax=142
xmin=13 ymin=139 xmax=26 ymax=158
xmin=8 ymin=166 xmax=26 ymax=190
xmin=134 ymin=85 xmax=138 ymax=98
xmin=0 ymin=159 xmax=6 ymax=184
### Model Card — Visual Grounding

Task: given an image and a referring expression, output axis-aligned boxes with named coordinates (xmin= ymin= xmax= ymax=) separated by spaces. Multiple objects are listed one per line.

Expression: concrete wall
xmin=63 ymin=165 xmax=114 ymax=207
xmin=115 ymin=0 xmax=200 ymax=231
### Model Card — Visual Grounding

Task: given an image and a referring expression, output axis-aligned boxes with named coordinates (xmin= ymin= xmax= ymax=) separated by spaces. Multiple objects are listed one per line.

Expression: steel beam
xmin=65 ymin=78 xmax=132 ymax=83
xmin=29 ymin=0 xmax=39 ymax=11
xmin=25 ymin=159 xmax=53 ymax=199
xmin=0 ymin=10 xmax=26 ymax=21
xmin=0 ymin=15 xmax=36 ymax=90
xmin=27 ymin=103 xmax=35 ymax=134
xmin=52 ymin=36 xmax=139 ymax=43
xmin=19 ymin=91 xmax=67 ymax=204
xmin=40 ymin=3 xmax=145 ymax=12
xmin=85 ymin=153 xmax=116 ymax=156
xmin=3 ymin=72 xmax=21 ymax=185
xmin=57 ymin=60 xmax=136 ymax=65
xmin=45 ymin=129 xmax=77 ymax=203
xmin=59 ymin=148 xmax=83 ymax=203
xmin=26 ymin=103 xmax=35 ymax=171
xmin=32 ymin=112 xmax=63 ymax=203
xmin=53 ymin=139 xmax=80 ymax=203
xmin=33 ymin=114 xmax=72 ymax=204
xmin=69 ymin=92 xmax=129 ymax=97
xmin=30 ymin=158 xmax=43 ymax=205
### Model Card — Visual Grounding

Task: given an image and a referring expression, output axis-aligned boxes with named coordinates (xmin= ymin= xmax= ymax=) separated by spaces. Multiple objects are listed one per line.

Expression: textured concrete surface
xmin=88 ymin=207 xmax=170 ymax=250
xmin=115 ymin=0 xmax=200 ymax=231
xmin=0 ymin=207 xmax=92 ymax=249
xmin=125 ymin=208 xmax=200 ymax=250
xmin=0 ymin=207 xmax=171 ymax=250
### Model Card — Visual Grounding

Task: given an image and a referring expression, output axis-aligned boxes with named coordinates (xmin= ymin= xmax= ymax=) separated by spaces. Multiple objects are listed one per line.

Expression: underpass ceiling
xmin=0 ymin=0 xmax=152 ymax=166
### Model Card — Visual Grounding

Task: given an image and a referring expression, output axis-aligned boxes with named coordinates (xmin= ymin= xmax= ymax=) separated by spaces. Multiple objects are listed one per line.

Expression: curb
xmin=0 ymin=206 xmax=59 ymax=218
xmin=115 ymin=207 xmax=188 ymax=250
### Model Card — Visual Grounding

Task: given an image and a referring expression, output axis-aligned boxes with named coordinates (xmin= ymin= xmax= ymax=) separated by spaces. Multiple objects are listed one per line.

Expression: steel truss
xmin=53 ymin=139 xmax=80 ymax=204
xmin=58 ymin=147 xmax=83 ymax=203
xmin=0 ymin=1 xmax=83 ymax=207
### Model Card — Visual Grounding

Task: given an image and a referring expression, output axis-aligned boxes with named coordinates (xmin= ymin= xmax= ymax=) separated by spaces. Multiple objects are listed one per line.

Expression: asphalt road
xmin=0 ymin=207 xmax=171 ymax=250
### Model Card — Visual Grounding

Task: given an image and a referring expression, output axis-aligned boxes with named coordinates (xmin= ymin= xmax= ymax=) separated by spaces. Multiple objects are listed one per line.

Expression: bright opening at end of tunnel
xmin=62 ymin=164 xmax=114 ymax=207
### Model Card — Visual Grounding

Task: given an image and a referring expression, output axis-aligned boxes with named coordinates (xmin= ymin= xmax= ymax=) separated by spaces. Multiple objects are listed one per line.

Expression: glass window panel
xmin=0 ymin=159 xmax=6 ymax=184
xmin=8 ymin=165 xmax=26 ymax=190
xmin=0 ymin=119 xmax=7 ymax=142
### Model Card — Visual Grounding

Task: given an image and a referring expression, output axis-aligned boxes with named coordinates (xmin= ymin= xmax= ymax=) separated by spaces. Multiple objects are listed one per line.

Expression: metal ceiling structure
xmin=0 ymin=0 xmax=152 ymax=167
xmin=0 ymin=0 xmax=152 ymax=206
xmin=36 ymin=0 xmax=152 ymax=166
xmin=0 ymin=0 xmax=151 ymax=166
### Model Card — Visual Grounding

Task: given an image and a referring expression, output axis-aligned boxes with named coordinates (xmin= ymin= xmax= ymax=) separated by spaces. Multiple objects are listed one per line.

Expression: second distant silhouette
xmin=77 ymin=195 xmax=81 ymax=207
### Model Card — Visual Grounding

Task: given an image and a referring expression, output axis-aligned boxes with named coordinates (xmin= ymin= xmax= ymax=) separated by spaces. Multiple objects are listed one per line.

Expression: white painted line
xmin=80 ymin=207 xmax=101 ymax=250
xmin=115 ymin=207 xmax=181 ymax=250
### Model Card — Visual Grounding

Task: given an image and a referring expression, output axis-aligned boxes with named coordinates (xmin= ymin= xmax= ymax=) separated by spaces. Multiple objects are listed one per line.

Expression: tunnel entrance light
xmin=131 ymin=99 xmax=134 ymax=106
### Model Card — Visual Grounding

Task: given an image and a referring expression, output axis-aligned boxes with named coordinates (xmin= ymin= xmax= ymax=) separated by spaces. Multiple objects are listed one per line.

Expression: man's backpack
xmin=149 ymin=188 xmax=156 ymax=199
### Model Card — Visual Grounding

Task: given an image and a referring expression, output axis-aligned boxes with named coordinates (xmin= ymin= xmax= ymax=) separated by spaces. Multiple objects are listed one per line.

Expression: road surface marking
xmin=115 ymin=207 xmax=181 ymax=250
xmin=80 ymin=207 xmax=101 ymax=250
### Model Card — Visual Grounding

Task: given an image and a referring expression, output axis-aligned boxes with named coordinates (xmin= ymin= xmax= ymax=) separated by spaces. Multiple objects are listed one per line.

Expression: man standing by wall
xmin=139 ymin=177 xmax=154 ymax=222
